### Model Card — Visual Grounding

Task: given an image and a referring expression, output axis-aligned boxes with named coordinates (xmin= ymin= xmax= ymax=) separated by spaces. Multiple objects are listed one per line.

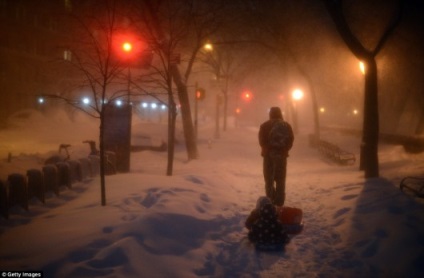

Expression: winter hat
xmin=256 ymin=196 xmax=272 ymax=210
xmin=260 ymin=203 xmax=278 ymax=220
xmin=269 ymin=107 xmax=283 ymax=120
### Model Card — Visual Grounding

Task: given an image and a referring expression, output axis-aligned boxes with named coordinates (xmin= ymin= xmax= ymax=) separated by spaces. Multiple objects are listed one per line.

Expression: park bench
xmin=400 ymin=176 xmax=424 ymax=198
xmin=317 ymin=139 xmax=356 ymax=165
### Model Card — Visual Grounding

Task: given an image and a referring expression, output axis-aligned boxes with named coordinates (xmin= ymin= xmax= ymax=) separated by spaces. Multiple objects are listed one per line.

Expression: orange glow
xmin=292 ymin=89 xmax=304 ymax=101
xmin=122 ymin=42 xmax=132 ymax=52
xmin=242 ymin=91 xmax=253 ymax=101
xmin=235 ymin=108 xmax=241 ymax=114
xmin=359 ymin=61 xmax=366 ymax=75
xmin=113 ymin=34 xmax=146 ymax=61
xmin=204 ymin=43 xmax=213 ymax=51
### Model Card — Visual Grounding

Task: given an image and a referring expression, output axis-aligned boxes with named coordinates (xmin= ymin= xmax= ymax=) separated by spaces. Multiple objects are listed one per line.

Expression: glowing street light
xmin=82 ymin=97 xmax=90 ymax=105
xmin=359 ymin=61 xmax=366 ymax=75
xmin=320 ymin=107 xmax=325 ymax=113
xmin=242 ymin=91 xmax=253 ymax=102
xmin=292 ymin=89 xmax=304 ymax=101
xmin=122 ymin=42 xmax=132 ymax=52
xmin=204 ymin=43 xmax=213 ymax=51
xmin=291 ymin=89 xmax=304 ymax=135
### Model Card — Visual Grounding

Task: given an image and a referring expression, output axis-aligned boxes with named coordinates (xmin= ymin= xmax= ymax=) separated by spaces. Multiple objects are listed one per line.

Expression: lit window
xmin=64 ymin=50 xmax=72 ymax=61
xmin=64 ymin=0 xmax=72 ymax=12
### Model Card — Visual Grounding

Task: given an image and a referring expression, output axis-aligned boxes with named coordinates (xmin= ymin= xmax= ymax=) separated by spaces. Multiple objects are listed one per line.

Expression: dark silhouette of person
xmin=258 ymin=107 xmax=294 ymax=206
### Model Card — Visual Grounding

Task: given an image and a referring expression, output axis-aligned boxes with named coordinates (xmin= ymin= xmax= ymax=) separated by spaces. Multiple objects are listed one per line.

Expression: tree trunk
xmin=170 ymin=65 xmax=199 ymax=159
xmin=99 ymin=109 xmax=106 ymax=206
xmin=166 ymin=102 xmax=177 ymax=176
xmin=322 ymin=0 xmax=402 ymax=178
xmin=302 ymin=72 xmax=320 ymax=140
xmin=222 ymin=77 xmax=229 ymax=131
xmin=141 ymin=0 xmax=199 ymax=161
xmin=360 ymin=57 xmax=379 ymax=177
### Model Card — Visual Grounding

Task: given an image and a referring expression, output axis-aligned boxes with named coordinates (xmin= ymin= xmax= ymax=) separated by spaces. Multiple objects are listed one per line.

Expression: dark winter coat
xmin=259 ymin=119 xmax=294 ymax=157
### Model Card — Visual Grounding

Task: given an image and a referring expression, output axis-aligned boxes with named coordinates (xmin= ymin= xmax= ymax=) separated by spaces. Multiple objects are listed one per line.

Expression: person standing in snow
xmin=258 ymin=107 xmax=294 ymax=206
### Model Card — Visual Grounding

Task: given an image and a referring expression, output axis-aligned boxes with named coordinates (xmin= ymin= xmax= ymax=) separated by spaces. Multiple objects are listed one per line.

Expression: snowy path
xmin=166 ymin=127 xmax=366 ymax=277
xmin=177 ymin=127 xmax=423 ymax=277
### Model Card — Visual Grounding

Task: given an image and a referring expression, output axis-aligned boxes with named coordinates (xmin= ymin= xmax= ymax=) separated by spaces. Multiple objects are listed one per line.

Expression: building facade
xmin=0 ymin=0 xmax=74 ymax=126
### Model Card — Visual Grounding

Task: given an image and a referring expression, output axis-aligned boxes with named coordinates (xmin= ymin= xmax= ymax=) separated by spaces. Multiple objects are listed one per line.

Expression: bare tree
xmin=128 ymin=0 xmax=186 ymax=175
xmin=129 ymin=0 xmax=229 ymax=160
xmin=322 ymin=0 xmax=404 ymax=178
xmin=235 ymin=0 xmax=322 ymax=140
xmin=46 ymin=0 xmax=138 ymax=205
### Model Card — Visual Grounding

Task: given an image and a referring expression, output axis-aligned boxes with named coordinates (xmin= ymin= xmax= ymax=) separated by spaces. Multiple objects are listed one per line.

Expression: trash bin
xmin=7 ymin=173 xmax=28 ymax=211
xmin=42 ymin=164 xmax=59 ymax=196
xmin=27 ymin=169 xmax=45 ymax=203
xmin=0 ymin=179 xmax=8 ymax=219
xmin=56 ymin=162 xmax=71 ymax=189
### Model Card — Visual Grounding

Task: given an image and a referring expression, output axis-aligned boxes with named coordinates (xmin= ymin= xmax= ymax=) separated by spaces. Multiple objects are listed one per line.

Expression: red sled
xmin=277 ymin=206 xmax=304 ymax=234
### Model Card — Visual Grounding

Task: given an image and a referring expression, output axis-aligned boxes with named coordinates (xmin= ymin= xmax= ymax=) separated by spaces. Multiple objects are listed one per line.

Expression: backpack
xmin=268 ymin=120 xmax=294 ymax=152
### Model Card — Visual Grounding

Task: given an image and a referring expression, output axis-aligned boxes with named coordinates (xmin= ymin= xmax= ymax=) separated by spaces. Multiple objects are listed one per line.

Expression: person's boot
xmin=274 ymin=193 xmax=285 ymax=207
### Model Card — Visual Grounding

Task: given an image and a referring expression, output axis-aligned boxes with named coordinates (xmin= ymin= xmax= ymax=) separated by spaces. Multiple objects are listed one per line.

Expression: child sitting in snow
xmin=246 ymin=196 xmax=288 ymax=251
xmin=245 ymin=196 xmax=271 ymax=230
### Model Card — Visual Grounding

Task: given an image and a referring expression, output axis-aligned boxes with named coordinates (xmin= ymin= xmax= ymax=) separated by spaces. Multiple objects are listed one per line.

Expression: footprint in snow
xmin=341 ymin=194 xmax=358 ymax=201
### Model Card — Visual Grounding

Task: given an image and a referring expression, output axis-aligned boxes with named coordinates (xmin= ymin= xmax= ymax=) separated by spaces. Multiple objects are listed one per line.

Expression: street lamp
xmin=292 ymin=89 xmax=304 ymax=101
xmin=359 ymin=61 xmax=366 ymax=75
xmin=242 ymin=90 xmax=253 ymax=102
xmin=291 ymin=88 xmax=304 ymax=134
xmin=82 ymin=97 xmax=90 ymax=105
xmin=122 ymin=42 xmax=132 ymax=52
xmin=203 ymin=43 xmax=213 ymax=51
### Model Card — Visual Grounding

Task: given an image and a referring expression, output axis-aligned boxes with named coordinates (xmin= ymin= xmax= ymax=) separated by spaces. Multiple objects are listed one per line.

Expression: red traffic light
xmin=196 ymin=88 xmax=205 ymax=100
xmin=242 ymin=90 xmax=253 ymax=101
xmin=122 ymin=42 xmax=133 ymax=52
xmin=112 ymin=34 xmax=152 ymax=68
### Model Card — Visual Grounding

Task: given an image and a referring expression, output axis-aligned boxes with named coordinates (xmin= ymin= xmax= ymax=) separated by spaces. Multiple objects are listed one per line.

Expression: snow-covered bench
xmin=317 ymin=140 xmax=356 ymax=165
xmin=400 ymin=176 xmax=424 ymax=198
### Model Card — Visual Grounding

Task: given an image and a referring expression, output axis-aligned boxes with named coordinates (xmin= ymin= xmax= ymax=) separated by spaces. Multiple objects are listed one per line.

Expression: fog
xmin=1 ymin=1 xmax=423 ymax=139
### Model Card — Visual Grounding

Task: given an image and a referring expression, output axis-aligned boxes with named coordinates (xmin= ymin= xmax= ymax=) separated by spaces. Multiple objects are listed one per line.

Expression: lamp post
xmin=359 ymin=61 xmax=366 ymax=75
xmin=291 ymin=88 xmax=304 ymax=134
xmin=203 ymin=42 xmax=232 ymax=132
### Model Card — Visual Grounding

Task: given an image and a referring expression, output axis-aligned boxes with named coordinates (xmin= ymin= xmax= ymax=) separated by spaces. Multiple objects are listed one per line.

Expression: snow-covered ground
xmin=0 ymin=109 xmax=424 ymax=278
